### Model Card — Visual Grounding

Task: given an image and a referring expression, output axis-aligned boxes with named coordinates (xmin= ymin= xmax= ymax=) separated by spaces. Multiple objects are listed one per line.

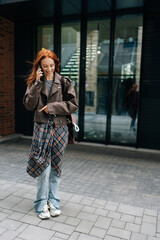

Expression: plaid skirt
xmin=26 ymin=119 xmax=68 ymax=178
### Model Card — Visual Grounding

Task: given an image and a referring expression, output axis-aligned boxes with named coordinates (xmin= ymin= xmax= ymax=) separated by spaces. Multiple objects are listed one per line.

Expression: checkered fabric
xmin=26 ymin=119 xmax=68 ymax=178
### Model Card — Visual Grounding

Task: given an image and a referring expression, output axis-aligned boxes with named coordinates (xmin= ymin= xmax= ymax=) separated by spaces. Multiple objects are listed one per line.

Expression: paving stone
xmin=105 ymin=202 xmax=118 ymax=211
xmin=130 ymin=232 xmax=147 ymax=240
xmin=19 ymin=225 xmax=54 ymax=240
xmin=54 ymin=232 xmax=69 ymax=239
xmin=141 ymin=222 xmax=156 ymax=236
xmin=80 ymin=197 xmax=95 ymax=206
xmin=76 ymin=219 xmax=94 ymax=234
xmin=68 ymin=232 xmax=80 ymax=240
xmin=143 ymin=215 xmax=157 ymax=224
xmin=0 ymin=212 xmax=9 ymax=221
xmin=20 ymin=214 xmax=41 ymax=225
xmin=90 ymin=227 xmax=106 ymax=238
xmin=69 ymin=195 xmax=84 ymax=204
xmin=81 ymin=206 xmax=95 ymax=214
xmin=104 ymin=236 xmax=120 ymax=240
xmin=16 ymin=223 xmax=29 ymax=233
xmin=0 ymin=218 xmax=22 ymax=230
xmin=38 ymin=219 xmax=55 ymax=229
xmin=77 ymin=211 xmax=98 ymax=222
xmin=0 ymin=229 xmax=20 ymax=240
xmin=125 ymin=222 xmax=140 ymax=232
xmin=77 ymin=233 xmax=102 ymax=240
xmin=0 ymin=226 xmax=7 ymax=235
xmin=107 ymin=226 xmax=131 ymax=240
xmin=65 ymin=217 xmax=81 ymax=227
xmin=52 ymin=214 xmax=68 ymax=223
xmin=95 ymin=216 xmax=112 ymax=229
xmin=108 ymin=211 xmax=121 ymax=220
xmin=135 ymin=216 xmax=142 ymax=224
xmin=111 ymin=219 xmax=126 ymax=229
xmin=59 ymin=192 xmax=73 ymax=201
xmin=121 ymin=214 xmax=135 ymax=223
xmin=148 ymin=237 xmax=160 ymax=240
xmin=1 ymin=209 xmax=13 ymax=215
xmin=12 ymin=199 xmax=33 ymax=214
xmin=94 ymin=208 xmax=108 ymax=216
xmin=117 ymin=204 xmax=144 ymax=217
xmin=8 ymin=212 xmax=25 ymax=221
xmin=94 ymin=199 xmax=106 ymax=206
xmin=157 ymin=222 xmax=160 ymax=233
xmin=0 ymin=190 xmax=11 ymax=200
xmin=144 ymin=209 xmax=157 ymax=217
xmin=62 ymin=202 xmax=83 ymax=217
xmin=52 ymin=222 xmax=75 ymax=235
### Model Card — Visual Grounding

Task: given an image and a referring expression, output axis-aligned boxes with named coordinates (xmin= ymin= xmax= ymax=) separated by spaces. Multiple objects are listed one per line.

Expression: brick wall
xmin=0 ymin=16 xmax=15 ymax=136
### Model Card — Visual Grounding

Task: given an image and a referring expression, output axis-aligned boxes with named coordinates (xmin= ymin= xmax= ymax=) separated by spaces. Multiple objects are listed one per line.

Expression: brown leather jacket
xmin=23 ymin=72 xmax=78 ymax=127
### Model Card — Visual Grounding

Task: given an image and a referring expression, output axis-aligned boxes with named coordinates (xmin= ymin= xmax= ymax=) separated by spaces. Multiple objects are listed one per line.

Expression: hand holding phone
xmin=36 ymin=65 xmax=43 ymax=81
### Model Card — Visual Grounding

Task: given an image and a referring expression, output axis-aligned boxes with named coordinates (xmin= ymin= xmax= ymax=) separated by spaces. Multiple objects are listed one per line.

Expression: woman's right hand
xmin=36 ymin=66 xmax=43 ymax=81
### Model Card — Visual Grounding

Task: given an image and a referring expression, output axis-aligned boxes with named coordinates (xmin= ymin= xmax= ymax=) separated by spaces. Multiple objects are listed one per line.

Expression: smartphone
xmin=38 ymin=64 xmax=44 ymax=81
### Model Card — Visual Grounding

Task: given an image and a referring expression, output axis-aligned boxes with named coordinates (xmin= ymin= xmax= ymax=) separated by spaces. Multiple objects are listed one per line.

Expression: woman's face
xmin=40 ymin=57 xmax=55 ymax=79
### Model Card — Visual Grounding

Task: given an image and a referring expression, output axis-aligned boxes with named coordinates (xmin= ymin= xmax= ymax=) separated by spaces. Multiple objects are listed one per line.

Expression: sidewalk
xmin=0 ymin=138 xmax=160 ymax=240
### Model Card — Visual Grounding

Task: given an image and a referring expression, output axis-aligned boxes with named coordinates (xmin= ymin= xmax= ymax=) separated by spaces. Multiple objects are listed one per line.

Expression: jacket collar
xmin=41 ymin=72 xmax=62 ymax=97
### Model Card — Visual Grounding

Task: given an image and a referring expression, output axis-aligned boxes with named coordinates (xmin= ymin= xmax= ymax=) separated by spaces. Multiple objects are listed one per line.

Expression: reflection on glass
xmin=37 ymin=25 xmax=54 ymax=51
xmin=60 ymin=22 xmax=80 ymax=130
xmin=116 ymin=0 xmax=144 ymax=9
xmin=111 ymin=15 xmax=142 ymax=144
xmin=84 ymin=19 xmax=110 ymax=141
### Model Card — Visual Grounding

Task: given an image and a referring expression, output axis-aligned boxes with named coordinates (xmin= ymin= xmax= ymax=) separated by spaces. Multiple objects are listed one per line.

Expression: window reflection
xmin=111 ymin=15 xmax=142 ymax=144
xmin=84 ymin=19 xmax=110 ymax=141
xmin=37 ymin=25 xmax=54 ymax=51
xmin=60 ymin=22 xmax=80 ymax=133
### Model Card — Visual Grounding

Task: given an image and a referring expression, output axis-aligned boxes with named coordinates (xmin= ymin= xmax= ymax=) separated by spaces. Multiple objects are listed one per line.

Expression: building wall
xmin=138 ymin=1 xmax=160 ymax=150
xmin=0 ymin=16 xmax=15 ymax=136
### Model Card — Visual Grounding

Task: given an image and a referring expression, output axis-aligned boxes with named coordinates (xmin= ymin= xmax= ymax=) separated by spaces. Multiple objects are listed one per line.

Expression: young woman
xmin=23 ymin=49 xmax=78 ymax=219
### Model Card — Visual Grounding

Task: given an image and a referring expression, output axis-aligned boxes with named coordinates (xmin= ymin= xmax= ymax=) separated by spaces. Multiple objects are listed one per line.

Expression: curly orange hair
xmin=27 ymin=49 xmax=60 ymax=86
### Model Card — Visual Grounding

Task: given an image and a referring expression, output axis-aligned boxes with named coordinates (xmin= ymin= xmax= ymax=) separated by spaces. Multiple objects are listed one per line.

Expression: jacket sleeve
xmin=47 ymin=78 xmax=78 ymax=115
xmin=23 ymin=81 xmax=43 ymax=111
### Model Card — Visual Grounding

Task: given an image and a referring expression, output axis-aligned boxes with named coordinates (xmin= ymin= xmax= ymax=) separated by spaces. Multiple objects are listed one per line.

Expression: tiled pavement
xmin=0 ymin=138 xmax=160 ymax=239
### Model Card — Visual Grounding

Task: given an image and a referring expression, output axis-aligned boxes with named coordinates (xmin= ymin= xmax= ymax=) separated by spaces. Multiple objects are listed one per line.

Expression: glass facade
xmin=37 ymin=7 xmax=143 ymax=146
xmin=60 ymin=22 xmax=80 ymax=127
xmin=111 ymin=15 xmax=142 ymax=144
xmin=84 ymin=19 xmax=110 ymax=141
xmin=37 ymin=25 xmax=54 ymax=51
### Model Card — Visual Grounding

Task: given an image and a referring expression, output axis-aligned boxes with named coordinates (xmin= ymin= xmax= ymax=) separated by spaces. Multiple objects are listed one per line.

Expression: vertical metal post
xmin=54 ymin=0 xmax=62 ymax=61
xmin=106 ymin=0 xmax=116 ymax=144
xmin=78 ymin=0 xmax=87 ymax=141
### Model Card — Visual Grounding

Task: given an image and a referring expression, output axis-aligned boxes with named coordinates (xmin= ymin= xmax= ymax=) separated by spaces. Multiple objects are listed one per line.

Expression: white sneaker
xmin=48 ymin=200 xmax=61 ymax=217
xmin=38 ymin=203 xmax=50 ymax=219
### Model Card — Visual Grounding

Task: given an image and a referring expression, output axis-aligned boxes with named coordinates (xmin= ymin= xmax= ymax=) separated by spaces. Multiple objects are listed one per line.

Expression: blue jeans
xmin=34 ymin=165 xmax=61 ymax=213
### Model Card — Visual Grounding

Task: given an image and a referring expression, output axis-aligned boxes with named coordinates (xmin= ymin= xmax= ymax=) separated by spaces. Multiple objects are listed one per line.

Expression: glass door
xmin=111 ymin=14 xmax=143 ymax=144
xmin=37 ymin=25 xmax=54 ymax=51
xmin=84 ymin=19 xmax=110 ymax=141
xmin=60 ymin=22 xmax=80 ymax=133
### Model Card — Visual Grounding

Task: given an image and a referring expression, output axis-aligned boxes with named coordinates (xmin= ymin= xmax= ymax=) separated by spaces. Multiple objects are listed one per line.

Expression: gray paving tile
xmin=77 ymin=233 xmax=102 ymax=240
xmin=107 ymin=226 xmax=131 ymax=239
xmin=19 ymin=225 xmax=54 ymax=240
xmin=52 ymin=222 xmax=75 ymax=235
xmin=117 ymin=204 xmax=144 ymax=217
xmin=95 ymin=216 xmax=112 ymax=229
xmin=75 ymin=219 xmax=94 ymax=234
xmin=62 ymin=202 xmax=83 ymax=217
xmin=130 ymin=232 xmax=147 ymax=240
xmin=141 ymin=222 xmax=156 ymax=236
xmin=0 ymin=229 xmax=20 ymax=240
xmin=0 ymin=218 xmax=22 ymax=230
xmin=90 ymin=227 xmax=106 ymax=238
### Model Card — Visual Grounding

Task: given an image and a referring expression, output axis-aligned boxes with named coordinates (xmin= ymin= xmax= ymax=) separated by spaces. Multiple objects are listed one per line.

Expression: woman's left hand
xmin=39 ymin=105 xmax=49 ymax=114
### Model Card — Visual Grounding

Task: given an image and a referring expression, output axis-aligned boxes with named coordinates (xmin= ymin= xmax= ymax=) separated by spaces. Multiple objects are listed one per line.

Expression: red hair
xmin=27 ymin=49 xmax=60 ymax=86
